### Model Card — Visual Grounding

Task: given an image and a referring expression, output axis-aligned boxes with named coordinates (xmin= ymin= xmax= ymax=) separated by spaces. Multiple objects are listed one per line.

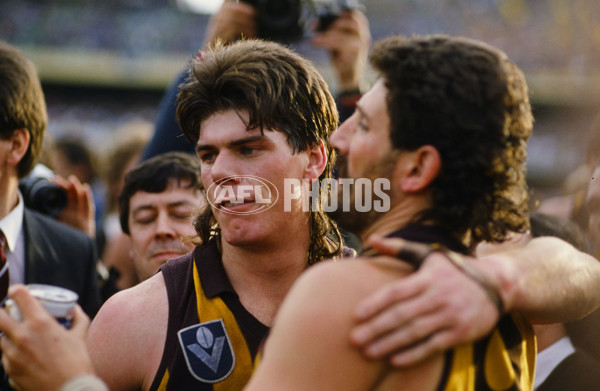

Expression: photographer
xmin=311 ymin=5 xmax=370 ymax=120
xmin=0 ymin=40 xmax=101 ymax=390
xmin=19 ymin=165 xmax=96 ymax=239
xmin=142 ymin=0 xmax=371 ymax=160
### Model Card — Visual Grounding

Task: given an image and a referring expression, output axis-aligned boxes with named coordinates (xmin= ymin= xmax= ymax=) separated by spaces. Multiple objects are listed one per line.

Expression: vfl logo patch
xmin=178 ymin=319 xmax=235 ymax=383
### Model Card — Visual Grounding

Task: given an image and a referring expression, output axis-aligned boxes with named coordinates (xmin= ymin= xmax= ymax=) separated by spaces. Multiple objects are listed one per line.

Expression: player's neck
xmin=0 ymin=176 xmax=19 ymax=219
xmin=360 ymin=196 xmax=431 ymax=243
xmin=220 ymin=236 xmax=311 ymax=326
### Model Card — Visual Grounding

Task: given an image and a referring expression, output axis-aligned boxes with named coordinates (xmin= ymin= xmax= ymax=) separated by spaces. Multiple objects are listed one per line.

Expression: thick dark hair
xmin=118 ymin=152 xmax=203 ymax=235
xmin=177 ymin=39 xmax=342 ymax=264
xmin=370 ymin=35 xmax=532 ymax=245
xmin=0 ymin=41 xmax=47 ymax=178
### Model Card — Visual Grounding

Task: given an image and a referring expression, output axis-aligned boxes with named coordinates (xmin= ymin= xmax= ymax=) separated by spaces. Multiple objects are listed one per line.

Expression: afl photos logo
xmin=206 ymin=175 xmax=279 ymax=215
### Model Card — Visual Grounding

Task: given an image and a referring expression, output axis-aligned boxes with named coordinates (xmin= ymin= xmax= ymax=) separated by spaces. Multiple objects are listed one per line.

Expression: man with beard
xmin=243 ymin=35 xmax=600 ymax=391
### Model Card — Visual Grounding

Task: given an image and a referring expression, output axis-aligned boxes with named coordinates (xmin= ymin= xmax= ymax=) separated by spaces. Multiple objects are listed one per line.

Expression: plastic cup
xmin=5 ymin=284 xmax=78 ymax=328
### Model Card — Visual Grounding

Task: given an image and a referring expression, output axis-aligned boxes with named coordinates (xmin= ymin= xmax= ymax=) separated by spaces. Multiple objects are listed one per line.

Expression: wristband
xmin=432 ymin=243 xmax=505 ymax=316
xmin=360 ymin=243 xmax=439 ymax=270
xmin=60 ymin=375 xmax=109 ymax=391
xmin=363 ymin=241 xmax=505 ymax=315
xmin=361 ymin=241 xmax=436 ymax=269
xmin=395 ymin=244 xmax=437 ymax=269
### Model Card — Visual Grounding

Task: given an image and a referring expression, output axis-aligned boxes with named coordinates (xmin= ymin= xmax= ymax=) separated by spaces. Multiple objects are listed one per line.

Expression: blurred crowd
xmin=0 ymin=1 xmax=600 ymax=391
xmin=3 ymin=0 xmax=600 ymax=73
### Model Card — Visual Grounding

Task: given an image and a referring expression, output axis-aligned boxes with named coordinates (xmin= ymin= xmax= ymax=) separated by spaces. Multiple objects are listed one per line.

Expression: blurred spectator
xmin=0 ymin=39 xmax=101 ymax=390
xmin=311 ymin=8 xmax=371 ymax=120
xmin=99 ymin=152 xmax=204 ymax=302
xmin=45 ymin=135 xmax=107 ymax=240
xmin=141 ymin=70 xmax=193 ymax=159
xmin=537 ymin=110 xmax=600 ymax=233
xmin=586 ymin=165 xmax=600 ymax=258
xmin=478 ymin=211 xmax=600 ymax=390
xmin=48 ymin=136 xmax=99 ymax=191
xmin=102 ymin=120 xmax=152 ymax=240
xmin=99 ymin=121 xmax=150 ymax=297
xmin=562 ymin=164 xmax=600 ymax=364
xmin=117 ymin=151 xmax=204 ymax=283
xmin=527 ymin=213 xmax=600 ymax=391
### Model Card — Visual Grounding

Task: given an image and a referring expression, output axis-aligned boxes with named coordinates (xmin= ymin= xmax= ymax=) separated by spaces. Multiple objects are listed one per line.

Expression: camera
xmin=19 ymin=165 xmax=67 ymax=218
xmin=313 ymin=0 xmax=363 ymax=32
xmin=241 ymin=0 xmax=362 ymax=42
xmin=242 ymin=0 xmax=303 ymax=41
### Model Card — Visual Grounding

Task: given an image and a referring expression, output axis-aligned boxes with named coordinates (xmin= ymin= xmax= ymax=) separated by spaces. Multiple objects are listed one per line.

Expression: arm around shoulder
xmin=477 ymin=236 xmax=600 ymax=323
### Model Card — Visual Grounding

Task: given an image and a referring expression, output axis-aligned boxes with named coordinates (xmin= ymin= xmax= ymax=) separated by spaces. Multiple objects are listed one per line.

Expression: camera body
xmin=242 ymin=0 xmax=303 ymax=41
xmin=19 ymin=165 xmax=67 ymax=217
xmin=241 ymin=0 xmax=361 ymax=42
xmin=313 ymin=0 xmax=362 ymax=32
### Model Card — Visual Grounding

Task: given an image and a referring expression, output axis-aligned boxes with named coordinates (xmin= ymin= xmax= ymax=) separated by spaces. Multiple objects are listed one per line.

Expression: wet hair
xmin=177 ymin=39 xmax=342 ymax=264
xmin=118 ymin=152 xmax=202 ymax=235
xmin=0 ymin=41 xmax=47 ymax=177
xmin=370 ymin=35 xmax=532 ymax=245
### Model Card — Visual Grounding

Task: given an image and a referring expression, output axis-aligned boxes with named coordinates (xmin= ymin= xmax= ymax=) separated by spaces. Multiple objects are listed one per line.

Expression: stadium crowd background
xmin=2 ymin=0 xmax=600 ymax=197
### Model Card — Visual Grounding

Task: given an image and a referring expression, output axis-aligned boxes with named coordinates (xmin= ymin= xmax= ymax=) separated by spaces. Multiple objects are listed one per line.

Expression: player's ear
xmin=303 ymin=140 xmax=327 ymax=183
xmin=399 ymin=145 xmax=441 ymax=193
xmin=5 ymin=128 xmax=30 ymax=167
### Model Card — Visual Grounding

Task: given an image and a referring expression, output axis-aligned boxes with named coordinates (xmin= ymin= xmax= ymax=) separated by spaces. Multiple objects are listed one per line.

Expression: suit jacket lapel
xmin=22 ymin=209 xmax=56 ymax=284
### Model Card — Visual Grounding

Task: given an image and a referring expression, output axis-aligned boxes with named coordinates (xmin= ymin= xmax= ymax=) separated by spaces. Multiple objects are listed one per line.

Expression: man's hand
xmin=0 ymin=285 xmax=93 ymax=391
xmin=55 ymin=175 xmax=96 ymax=238
xmin=204 ymin=0 xmax=257 ymax=47
xmin=311 ymin=10 xmax=371 ymax=91
xmin=350 ymin=235 xmax=501 ymax=367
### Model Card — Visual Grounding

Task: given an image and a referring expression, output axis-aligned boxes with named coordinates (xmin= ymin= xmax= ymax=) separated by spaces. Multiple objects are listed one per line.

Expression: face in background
xmin=48 ymin=139 xmax=94 ymax=184
xmin=127 ymin=180 xmax=204 ymax=281
xmin=329 ymin=80 xmax=398 ymax=236
xmin=196 ymin=109 xmax=316 ymax=248
xmin=586 ymin=166 xmax=600 ymax=254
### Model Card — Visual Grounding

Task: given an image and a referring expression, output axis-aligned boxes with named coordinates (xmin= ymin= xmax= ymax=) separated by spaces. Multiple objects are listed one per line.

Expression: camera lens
xmin=264 ymin=0 xmax=294 ymax=17
xmin=256 ymin=0 xmax=302 ymax=41
xmin=19 ymin=177 xmax=67 ymax=217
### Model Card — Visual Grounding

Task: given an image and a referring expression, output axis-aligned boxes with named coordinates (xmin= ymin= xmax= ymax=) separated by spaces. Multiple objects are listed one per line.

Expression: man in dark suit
xmin=0 ymin=42 xmax=100 ymax=318
xmin=0 ymin=37 xmax=101 ymax=391
xmin=21 ymin=209 xmax=101 ymax=316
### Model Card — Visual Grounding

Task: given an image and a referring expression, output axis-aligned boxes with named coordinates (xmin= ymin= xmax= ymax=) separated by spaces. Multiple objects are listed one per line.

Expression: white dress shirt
xmin=0 ymin=191 xmax=26 ymax=286
xmin=534 ymin=335 xmax=576 ymax=389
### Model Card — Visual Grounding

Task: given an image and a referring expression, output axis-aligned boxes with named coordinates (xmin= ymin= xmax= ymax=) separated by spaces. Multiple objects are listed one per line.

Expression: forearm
xmin=478 ymin=236 xmax=600 ymax=323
